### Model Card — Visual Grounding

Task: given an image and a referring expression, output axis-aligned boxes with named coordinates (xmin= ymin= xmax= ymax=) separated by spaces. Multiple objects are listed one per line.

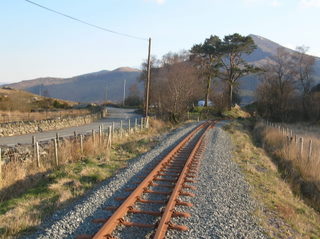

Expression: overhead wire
xmin=24 ymin=0 xmax=148 ymax=41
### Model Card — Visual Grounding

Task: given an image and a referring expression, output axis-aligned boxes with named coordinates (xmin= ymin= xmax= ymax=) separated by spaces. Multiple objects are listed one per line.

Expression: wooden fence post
xmin=140 ymin=117 xmax=144 ymax=131
xmin=108 ymin=126 xmax=112 ymax=148
xmin=99 ymin=125 xmax=102 ymax=145
xmin=299 ymin=137 xmax=304 ymax=160
xmin=128 ymin=119 xmax=131 ymax=133
xmin=32 ymin=136 xmax=36 ymax=159
xmin=135 ymin=118 xmax=138 ymax=131
xmin=54 ymin=139 xmax=59 ymax=166
xmin=92 ymin=130 xmax=95 ymax=145
xmin=146 ymin=116 xmax=149 ymax=129
xmin=308 ymin=139 xmax=312 ymax=161
xmin=120 ymin=120 xmax=123 ymax=138
xmin=112 ymin=122 xmax=115 ymax=137
xmin=80 ymin=135 xmax=84 ymax=154
xmin=36 ymin=142 xmax=40 ymax=167
xmin=56 ymin=133 xmax=60 ymax=146
xmin=74 ymin=131 xmax=77 ymax=142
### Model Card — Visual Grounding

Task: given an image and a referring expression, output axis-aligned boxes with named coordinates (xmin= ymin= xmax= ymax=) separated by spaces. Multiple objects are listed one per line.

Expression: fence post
xmin=56 ymin=133 xmax=60 ymax=146
xmin=299 ymin=137 xmax=304 ymax=160
xmin=36 ymin=142 xmax=40 ymax=167
xmin=74 ymin=131 xmax=77 ymax=142
xmin=99 ymin=125 xmax=102 ymax=145
xmin=92 ymin=130 xmax=95 ymax=145
xmin=187 ymin=112 xmax=190 ymax=120
xmin=54 ymin=139 xmax=59 ymax=166
xmin=146 ymin=116 xmax=149 ymax=129
xmin=80 ymin=135 xmax=84 ymax=154
xmin=140 ymin=117 xmax=144 ymax=131
xmin=135 ymin=118 xmax=138 ymax=131
xmin=32 ymin=136 xmax=36 ymax=159
xmin=112 ymin=122 xmax=115 ymax=137
xmin=308 ymin=139 xmax=312 ymax=161
xmin=108 ymin=126 xmax=112 ymax=148
xmin=128 ymin=119 xmax=131 ymax=133
xmin=120 ymin=120 xmax=123 ymax=138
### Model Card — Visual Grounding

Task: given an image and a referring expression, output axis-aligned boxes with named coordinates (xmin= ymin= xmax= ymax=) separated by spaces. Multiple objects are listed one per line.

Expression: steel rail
xmin=90 ymin=122 xmax=209 ymax=239
xmin=153 ymin=122 xmax=211 ymax=238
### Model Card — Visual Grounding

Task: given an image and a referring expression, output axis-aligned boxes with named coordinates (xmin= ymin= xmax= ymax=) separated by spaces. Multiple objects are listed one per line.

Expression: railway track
xmin=77 ymin=121 xmax=214 ymax=239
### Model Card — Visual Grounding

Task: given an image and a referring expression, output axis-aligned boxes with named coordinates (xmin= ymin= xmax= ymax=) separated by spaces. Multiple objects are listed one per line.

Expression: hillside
xmin=6 ymin=36 xmax=320 ymax=105
xmin=238 ymin=34 xmax=320 ymax=104
xmin=0 ymin=87 xmax=77 ymax=112
xmin=7 ymin=67 xmax=142 ymax=103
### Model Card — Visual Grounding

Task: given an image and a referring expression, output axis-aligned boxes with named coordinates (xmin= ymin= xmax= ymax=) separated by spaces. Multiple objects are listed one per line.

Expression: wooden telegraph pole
xmin=145 ymin=37 xmax=152 ymax=117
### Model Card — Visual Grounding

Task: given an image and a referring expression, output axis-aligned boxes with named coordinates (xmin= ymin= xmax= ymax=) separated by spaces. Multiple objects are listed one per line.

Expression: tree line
xmin=139 ymin=33 xmax=318 ymax=123
xmin=256 ymin=46 xmax=318 ymax=122
xmin=140 ymin=33 xmax=258 ymax=122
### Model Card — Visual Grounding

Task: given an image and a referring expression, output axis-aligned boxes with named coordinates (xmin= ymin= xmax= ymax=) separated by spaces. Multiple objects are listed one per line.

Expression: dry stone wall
xmin=0 ymin=113 xmax=101 ymax=137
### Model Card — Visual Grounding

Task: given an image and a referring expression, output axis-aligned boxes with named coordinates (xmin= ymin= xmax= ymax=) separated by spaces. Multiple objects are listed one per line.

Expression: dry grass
xmin=224 ymin=120 xmax=320 ymax=239
xmin=256 ymin=121 xmax=320 ymax=210
xmin=0 ymin=88 xmax=77 ymax=114
xmin=0 ymin=109 xmax=90 ymax=123
xmin=0 ymin=119 xmax=169 ymax=238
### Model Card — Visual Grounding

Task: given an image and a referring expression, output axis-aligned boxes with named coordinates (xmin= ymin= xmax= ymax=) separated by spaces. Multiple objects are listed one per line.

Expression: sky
xmin=1 ymin=0 xmax=320 ymax=83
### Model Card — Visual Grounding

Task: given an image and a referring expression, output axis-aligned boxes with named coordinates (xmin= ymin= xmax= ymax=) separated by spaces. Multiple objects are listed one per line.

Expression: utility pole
xmin=145 ymin=37 xmax=152 ymax=117
xmin=123 ymin=79 xmax=126 ymax=106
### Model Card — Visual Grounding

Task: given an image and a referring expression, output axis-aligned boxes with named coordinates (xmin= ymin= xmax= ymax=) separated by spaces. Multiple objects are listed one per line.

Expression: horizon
xmin=1 ymin=0 xmax=320 ymax=83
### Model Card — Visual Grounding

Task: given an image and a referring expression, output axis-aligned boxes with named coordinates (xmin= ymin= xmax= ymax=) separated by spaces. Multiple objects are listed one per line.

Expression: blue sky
xmin=1 ymin=0 xmax=319 ymax=83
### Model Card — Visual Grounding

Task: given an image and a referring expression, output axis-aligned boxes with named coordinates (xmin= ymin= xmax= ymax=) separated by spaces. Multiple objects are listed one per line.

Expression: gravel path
xmin=167 ymin=125 xmax=268 ymax=239
xmin=22 ymin=122 xmax=199 ymax=239
xmin=23 ymin=122 xmax=269 ymax=239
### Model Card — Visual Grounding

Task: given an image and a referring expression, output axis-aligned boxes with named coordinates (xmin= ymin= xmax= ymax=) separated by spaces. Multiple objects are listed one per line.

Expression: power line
xmin=24 ymin=0 xmax=148 ymax=41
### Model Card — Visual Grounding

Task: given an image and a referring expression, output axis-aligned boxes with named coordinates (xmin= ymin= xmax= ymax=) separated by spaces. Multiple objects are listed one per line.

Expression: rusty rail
xmin=77 ymin=121 xmax=214 ymax=239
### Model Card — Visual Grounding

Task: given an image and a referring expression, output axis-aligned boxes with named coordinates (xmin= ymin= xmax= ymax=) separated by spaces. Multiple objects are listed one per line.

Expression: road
xmin=0 ymin=107 xmax=142 ymax=146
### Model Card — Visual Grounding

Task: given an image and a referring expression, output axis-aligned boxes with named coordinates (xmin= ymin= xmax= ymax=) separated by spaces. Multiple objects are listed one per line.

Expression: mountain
xmin=6 ymin=67 xmax=142 ymax=103
xmin=238 ymin=34 xmax=320 ymax=104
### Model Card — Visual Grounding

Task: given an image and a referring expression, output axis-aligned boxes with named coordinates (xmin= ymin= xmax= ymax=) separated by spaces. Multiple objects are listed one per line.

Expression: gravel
xmin=23 ymin=122 xmax=269 ymax=239
xmin=22 ymin=122 xmax=200 ymax=239
xmin=166 ymin=123 xmax=269 ymax=239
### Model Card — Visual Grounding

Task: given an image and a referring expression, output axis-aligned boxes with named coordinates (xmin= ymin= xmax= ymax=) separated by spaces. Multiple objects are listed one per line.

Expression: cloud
xmin=144 ymin=0 xmax=165 ymax=4
xmin=271 ymin=0 xmax=282 ymax=7
xmin=299 ymin=0 xmax=320 ymax=7
xmin=242 ymin=0 xmax=282 ymax=7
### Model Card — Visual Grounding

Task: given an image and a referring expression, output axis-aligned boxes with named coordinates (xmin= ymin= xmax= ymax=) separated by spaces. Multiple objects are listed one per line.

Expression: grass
xmin=224 ymin=120 xmax=320 ymax=239
xmin=0 ymin=87 xmax=88 ymax=123
xmin=254 ymin=121 xmax=320 ymax=211
xmin=0 ymin=119 xmax=169 ymax=239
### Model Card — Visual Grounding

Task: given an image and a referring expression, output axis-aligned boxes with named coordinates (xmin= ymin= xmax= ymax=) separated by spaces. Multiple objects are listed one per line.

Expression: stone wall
xmin=0 ymin=113 xmax=101 ymax=137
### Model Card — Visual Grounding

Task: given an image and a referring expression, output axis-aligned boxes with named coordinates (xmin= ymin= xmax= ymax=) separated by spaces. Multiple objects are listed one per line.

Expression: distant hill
xmin=0 ymin=87 xmax=77 ymax=112
xmin=238 ymin=34 xmax=320 ymax=104
xmin=6 ymin=67 xmax=142 ymax=103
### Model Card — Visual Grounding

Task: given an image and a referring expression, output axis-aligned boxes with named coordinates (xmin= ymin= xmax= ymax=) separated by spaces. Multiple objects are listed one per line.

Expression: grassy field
xmin=224 ymin=120 xmax=320 ymax=239
xmin=0 ymin=87 xmax=87 ymax=123
xmin=0 ymin=119 xmax=169 ymax=239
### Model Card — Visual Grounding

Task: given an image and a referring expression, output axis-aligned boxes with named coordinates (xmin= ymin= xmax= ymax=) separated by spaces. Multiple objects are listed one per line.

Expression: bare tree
xmin=294 ymin=46 xmax=315 ymax=119
xmin=256 ymin=48 xmax=298 ymax=121
xmin=151 ymin=53 xmax=202 ymax=122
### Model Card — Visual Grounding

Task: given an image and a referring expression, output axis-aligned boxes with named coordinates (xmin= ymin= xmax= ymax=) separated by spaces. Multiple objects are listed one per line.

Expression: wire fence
xmin=0 ymin=117 xmax=149 ymax=190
